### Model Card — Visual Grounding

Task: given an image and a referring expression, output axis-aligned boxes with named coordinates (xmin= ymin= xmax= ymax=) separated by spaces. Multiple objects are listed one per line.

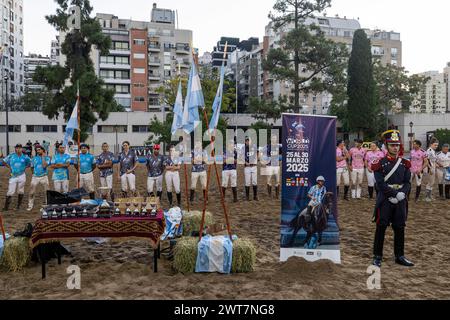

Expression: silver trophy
xmin=41 ymin=208 xmax=49 ymax=220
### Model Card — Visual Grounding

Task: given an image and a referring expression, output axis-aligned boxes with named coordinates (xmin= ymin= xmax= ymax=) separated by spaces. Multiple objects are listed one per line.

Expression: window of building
xmin=391 ymin=59 xmax=398 ymax=66
xmin=133 ymin=39 xmax=145 ymax=46
xmin=26 ymin=125 xmax=58 ymax=133
xmin=97 ymin=125 xmax=128 ymax=133
xmin=115 ymin=97 xmax=131 ymax=108
xmin=134 ymin=96 xmax=146 ymax=102
xmin=0 ymin=125 xmax=21 ymax=132
xmin=149 ymin=98 xmax=159 ymax=106
xmin=133 ymin=83 xmax=145 ymax=88
xmin=113 ymin=41 xmax=129 ymax=51
xmin=132 ymin=125 xmax=150 ymax=133
xmin=100 ymin=56 xmax=114 ymax=64
xmin=134 ymin=68 xmax=145 ymax=74
xmin=391 ymin=47 xmax=398 ymax=58
xmin=115 ymin=56 xmax=129 ymax=65
xmin=164 ymin=70 xmax=171 ymax=77
xmin=133 ymin=53 xmax=145 ymax=59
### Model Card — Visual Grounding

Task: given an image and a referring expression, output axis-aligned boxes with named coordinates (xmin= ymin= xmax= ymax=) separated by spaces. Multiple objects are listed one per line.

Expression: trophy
xmin=61 ymin=206 xmax=68 ymax=219
xmin=133 ymin=202 xmax=140 ymax=216
xmin=82 ymin=208 xmax=88 ymax=217
xmin=141 ymin=201 xmax=148 ymax=216
xmin=114 ymin=202 xmax=121 ymax=216
xmin=71 ymin=207 xmax=77 ymax=218
xmin=51 ymin=208 xmax=58 ymax=219
xmin=41 ymin=208 xmax=48 ymax=220
xmin=125 ymin=202 xmax=131 ymax=216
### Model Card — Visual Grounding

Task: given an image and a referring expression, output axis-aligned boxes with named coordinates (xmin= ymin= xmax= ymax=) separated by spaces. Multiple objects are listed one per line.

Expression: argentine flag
xmin=63 ymin=98 xmax=79 ymax=149
xmin=171 ymin=81 xmax=184 ymax=135
xmin=182 ymin=61 xmax=204 ymax=134
xmin=208 ymin=65 xmax=226 ymax=133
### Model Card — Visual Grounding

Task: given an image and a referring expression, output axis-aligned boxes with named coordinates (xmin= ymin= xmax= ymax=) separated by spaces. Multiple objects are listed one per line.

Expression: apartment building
xmin=50 ymin=36 xmax=60 ymax=66
xmin=24 ymin=53 xmax=50 ymax=93
xmin=410 ymin=67 xmax=449 ymax=114
xmin=262 ymin=16 xmax=402 ymax=115
xmin=0 ymin=0 xmax=24 ymax=103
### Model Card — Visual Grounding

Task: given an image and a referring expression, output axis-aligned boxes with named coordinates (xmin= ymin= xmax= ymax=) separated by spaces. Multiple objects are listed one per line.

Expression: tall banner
xmin=280 ymin=114 xmax=341 ymax=264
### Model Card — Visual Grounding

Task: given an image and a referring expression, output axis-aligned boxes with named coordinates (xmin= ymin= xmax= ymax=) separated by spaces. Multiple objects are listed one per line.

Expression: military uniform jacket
xmin=372 ymin=156 xmax=412 ymax=210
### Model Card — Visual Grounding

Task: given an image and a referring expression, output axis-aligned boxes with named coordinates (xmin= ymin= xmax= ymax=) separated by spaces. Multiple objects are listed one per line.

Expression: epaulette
xmin=401 ymin=158 xmax=411 ymax=169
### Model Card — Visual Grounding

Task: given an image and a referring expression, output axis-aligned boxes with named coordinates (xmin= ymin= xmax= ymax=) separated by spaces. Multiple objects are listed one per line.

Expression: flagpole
xmin=77 ymin=82 xmax=81 ymax=189
xmin=179 ymin=63 xmax=190 ymax=213
xmin=198 ymin=43 xmax=232 ymax=241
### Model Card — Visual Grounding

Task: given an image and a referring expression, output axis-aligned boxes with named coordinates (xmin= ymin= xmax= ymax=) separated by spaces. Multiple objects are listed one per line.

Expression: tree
xmin=248 ymin=96 xmax=290 ymax=125
xmin=265 ymin=0 xmax=348 ymax=112
xmin=434 ymin=129 xmax=450 ymax=146
xmin=374 ymin=62 xmax=429 ymax=120
xmin=33 ymin=0 xmax=120 ymax=141
xmin=347 ymin=29 xmax=378 ymax=139
xmin=147 ymin=66 xmax=234 ymax=145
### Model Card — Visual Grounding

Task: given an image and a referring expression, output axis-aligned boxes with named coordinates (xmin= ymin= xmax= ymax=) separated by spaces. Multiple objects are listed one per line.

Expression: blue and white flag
xmin=195 ymin=235 xmax=233 ymax=274
xmin=182 ymin=61 xmax=204 ymax=134
xmin=208 ymin=65 xmax=226 ymax=133
xmin=63 ymin=97 xmax=79 ymax=149
xmin=171 ymin=81 xmax=184 ymax=135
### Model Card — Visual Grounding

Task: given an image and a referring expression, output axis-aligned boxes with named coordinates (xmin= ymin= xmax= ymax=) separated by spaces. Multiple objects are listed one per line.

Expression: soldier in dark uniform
xmin=371 ymin=130 xmax=414 ymax=268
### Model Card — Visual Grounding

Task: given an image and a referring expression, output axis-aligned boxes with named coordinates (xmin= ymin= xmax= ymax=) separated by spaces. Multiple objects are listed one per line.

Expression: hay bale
xmin=231 ymin=238 xmax=256 ymax=273
xmin=173 ymin=237 xmax=256 ymax=274
xmin=182 ymin=211 xmax=214 ymax=236
xmin=1 ymin=237 xmax=31 ymax=272
xmin=173 ymin=237 xmax=198 ymax=274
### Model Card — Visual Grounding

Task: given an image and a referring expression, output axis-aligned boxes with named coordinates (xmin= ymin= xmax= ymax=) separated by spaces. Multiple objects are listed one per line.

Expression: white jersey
xmin=427 ymin=148 xmax=438 ymax=168
xmin=437 ymin=151 xmax=450 ymax=169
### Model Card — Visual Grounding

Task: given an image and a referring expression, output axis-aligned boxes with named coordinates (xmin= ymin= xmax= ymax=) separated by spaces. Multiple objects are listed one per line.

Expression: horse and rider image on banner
xmin=280 ymin=114 xmax=341 ymax=264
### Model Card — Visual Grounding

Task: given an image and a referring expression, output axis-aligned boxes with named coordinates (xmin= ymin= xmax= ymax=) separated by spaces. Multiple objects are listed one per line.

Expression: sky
xmin=24 ymin=0 xmax=449 ymax=74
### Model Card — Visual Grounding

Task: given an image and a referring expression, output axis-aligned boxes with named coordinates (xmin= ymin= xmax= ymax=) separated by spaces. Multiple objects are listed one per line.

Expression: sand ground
xmin=0 ymin=166 xmax=449 ymax=300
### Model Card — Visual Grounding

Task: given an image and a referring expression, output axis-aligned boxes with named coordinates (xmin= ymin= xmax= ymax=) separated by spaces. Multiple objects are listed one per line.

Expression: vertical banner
xmin=280 ymin=114 xmax=341 ymax=264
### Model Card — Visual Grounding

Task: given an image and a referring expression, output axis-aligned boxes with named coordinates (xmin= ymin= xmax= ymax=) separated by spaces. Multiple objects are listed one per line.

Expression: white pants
xmin=7 ymin=173 xmax=26 ymax=196
xmin=222 ymin=170 xmax=237 ymax=188
xmin=191 ymin=171 xmax=207 ymax=190
xmin=366 ymin=170 xmax=376 ymax=187
xmin=410 ymin=172 xmax=423 ymax=187
xmin=165 ymin=171 xmax=181 ymax=193
xmin=436 ymin=168 xmax=450 ymax=185
xmin=28 ymin=176 xmax=49 ymax=209
xmin=425 ymin=167 xmax=436 ymax=191
xmin=265 ymin=166 xmax=280 ymax=186
xmin=147 ymin=175 xmax=164 ymax=194
xmin=245 ymin=166 xmax=258 ymax=187
xmin=80 ymin=172 xmax=95 ymax=193
xmin=100 ymin=175 xmax=113 ymax=190
xmin=54 ymin=180 xmax=69 ymax=194
xmin=121 ymin=173 xmax=136 ymax=192
xmin=351 ymin=168 xmax=365 ymax=198
xmin=336 ymin=167 xmax=350 ymax=186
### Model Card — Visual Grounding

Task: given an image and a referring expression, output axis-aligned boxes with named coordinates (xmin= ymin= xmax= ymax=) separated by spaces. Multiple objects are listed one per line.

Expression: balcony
xmin=109 ymin=49 xmax=131 ymax=56
xmin=99 ymin=63 xmax=130 ymax=70
xmin=175 ymin=45 xmax=190 ymax=55
xmin=148 ymin=44 xmax=161 ymax=52
xmin=148 ymin=73 xmax=161 ymax=81
xmin=148 ymin=58 xmax=161 ymax=66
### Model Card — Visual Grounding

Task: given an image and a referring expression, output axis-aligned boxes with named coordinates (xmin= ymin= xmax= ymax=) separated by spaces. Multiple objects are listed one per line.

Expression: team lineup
xmin=0 ymin=135 xmax=284 ymax=212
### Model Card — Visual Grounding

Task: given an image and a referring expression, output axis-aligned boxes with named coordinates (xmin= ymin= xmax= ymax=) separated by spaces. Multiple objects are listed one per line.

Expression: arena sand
xmin=0 ymin=166 xmax=449 ymax=299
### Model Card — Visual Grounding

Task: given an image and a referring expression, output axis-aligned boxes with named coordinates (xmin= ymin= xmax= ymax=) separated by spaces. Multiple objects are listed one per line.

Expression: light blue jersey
xmin=4 ymin=153 xmax=31 ymax=178
xmin=31 ymin=156 xmax=51 ymax=177
xmin=78 ymin=153 xmax=95 ymax=174
xmin=308 ymin=184 xmax=327 ymax=207
xmin=51 ymin=153 xmax=71 ymax=181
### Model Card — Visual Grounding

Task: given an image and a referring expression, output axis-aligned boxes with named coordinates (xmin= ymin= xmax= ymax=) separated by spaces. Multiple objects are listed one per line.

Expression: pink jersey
xmin=350 ymin=147 xmax=366 ymax=169
xmin=365 ymin=150 xmax=385 ymax=166
xmin=410 ymin=148 xmax=427 ymax=174
xmin=336 ymin=148 xmax=347 ymax=169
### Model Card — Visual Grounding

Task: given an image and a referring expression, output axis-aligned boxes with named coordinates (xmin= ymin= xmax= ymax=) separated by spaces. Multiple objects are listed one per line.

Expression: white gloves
xmin=389 ymin=197 xmax=399 ymax=205
xmin=396 ymin=192 xmax=406 ymax=202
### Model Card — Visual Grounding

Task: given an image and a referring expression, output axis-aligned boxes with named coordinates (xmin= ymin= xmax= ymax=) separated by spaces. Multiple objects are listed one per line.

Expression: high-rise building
xmin=24 ymin=54 xmax=50 ymax=93
xmin=58 ymin=3 xmax=192 ymax=112
xmin=50 ymin=36 xmax=61 ymax=66
xmin=263 ymin=16 xmax=402 ymax=115
xmin=92 ymin=4 xmax=193 ymax=112
xmin=410 ymin=67 xmax=448 ymax=114
xmin=0 ymin=0 xmax=25 ymax=103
